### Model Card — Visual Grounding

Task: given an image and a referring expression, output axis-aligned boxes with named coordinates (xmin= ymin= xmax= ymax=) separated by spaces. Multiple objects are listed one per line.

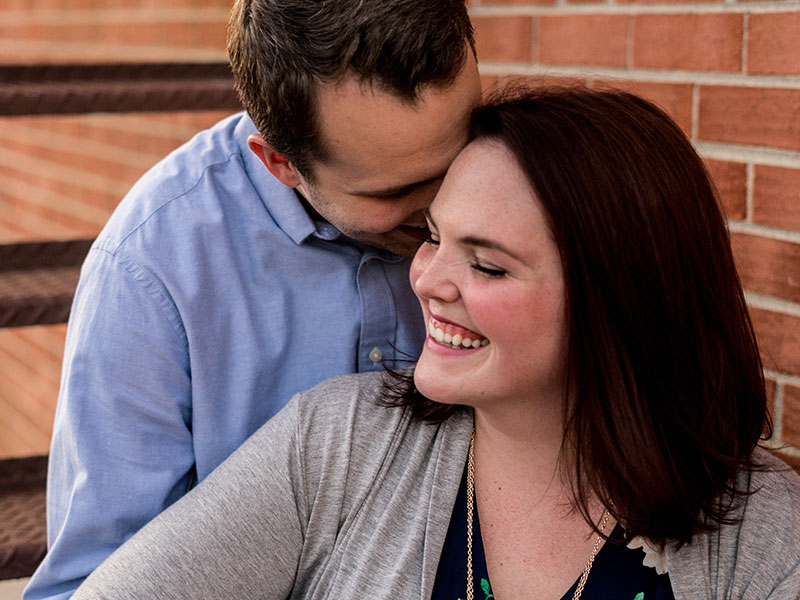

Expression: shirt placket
xmin=356 ymin=252 xmax=401 ymax=372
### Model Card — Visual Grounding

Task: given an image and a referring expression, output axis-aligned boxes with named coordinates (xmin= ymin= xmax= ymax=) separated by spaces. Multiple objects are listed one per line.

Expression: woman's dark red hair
xmin=384 ymin=85 xmax=770 ymax=547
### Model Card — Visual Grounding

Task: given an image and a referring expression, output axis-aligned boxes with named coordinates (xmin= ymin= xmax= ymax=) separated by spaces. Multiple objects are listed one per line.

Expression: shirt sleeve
xmin=70 ymin=396 xmax=306 ymax=600
xmin=24 ymin=248 xmax=195 ymax=600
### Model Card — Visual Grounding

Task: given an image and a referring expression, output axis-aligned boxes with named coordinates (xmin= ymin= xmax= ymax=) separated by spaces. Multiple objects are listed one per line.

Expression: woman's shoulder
xmin=294 ymin=370 xmax=390 ymax=406
xmin=242 ymin=370 xmax=471 ymax=474
xmin=748 ymin=447 xmax=800 ymax=519
xmin=667 ymin=447 xmax=800 ymax=598
xmin=283 ymin=370 xmax=462 ymax=466
xmin=738 ymin=448 xmax=800 ymax=558
xmin=290 ymin=370 xmax=408 ymax=433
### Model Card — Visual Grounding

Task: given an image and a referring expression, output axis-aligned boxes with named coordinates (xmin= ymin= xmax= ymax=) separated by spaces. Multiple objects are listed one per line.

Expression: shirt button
xmin=369 ymin=347 xmax=383 ymax=364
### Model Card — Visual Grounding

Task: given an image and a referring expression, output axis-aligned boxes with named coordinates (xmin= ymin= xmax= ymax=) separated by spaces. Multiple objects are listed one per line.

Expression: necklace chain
xmin=465 ymin=429 xmax=610 ymax=600
xmin=466 ymin=431 xmax=476 ymax=600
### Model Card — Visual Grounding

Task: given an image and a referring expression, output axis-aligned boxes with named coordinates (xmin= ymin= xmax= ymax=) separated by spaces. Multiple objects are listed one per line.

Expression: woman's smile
xmin=427 ymin=315 xmax=490 ymax=349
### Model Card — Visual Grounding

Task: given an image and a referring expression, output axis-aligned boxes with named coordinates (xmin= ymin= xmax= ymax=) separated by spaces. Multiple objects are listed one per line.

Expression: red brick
xmin=705 ymin=159 xmax=747 ymax=220
xmin=539 ymin=15 xmax=628 ymax=68
xmin=618 ymin=0 xmax=720 ymax=4
xmin=594 ymin=80 xmax=693 ymax=135
xmin=748 ymin=13 xmax=800 ymax=76
xmin=753 ymin=165 xmax=800 ymax=233
xmin=189 ymin=21 xmax=230 ymax=49
xmin=9 ymin=112 xmax=229 ymax=161
xmin=481 ymin=0 xmax=553 ymax=4
xmin=698 ymin=86 xmax=800 ymax=152
xmin=731 ymin=233 xmax=800 ymax=304
xmin=768 ymin=448 xmax=800 ymax=474
xmin=783 ymin=384 xmax=800 ymax=447
xmin=749 ymin=307 xmax=800 ymax=376
xmin=765 ymin=377 xmax=776 ymax=424
xmin=633 ymin=14 xmax=743 ymax=72
xmin=473 ymin=16 xmax=533 ymax=63
xmin=105 ymin=21 xmax=226 ymax=48
xmin=513 ymin=74 xmax=591 ymax=90
xmin=0 ymin=18 xmax=228 ymax=64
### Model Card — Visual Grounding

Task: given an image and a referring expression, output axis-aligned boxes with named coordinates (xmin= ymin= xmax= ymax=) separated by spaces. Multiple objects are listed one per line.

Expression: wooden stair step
xmin=0 ymin=240 xmax=93 ymax=328
xmin=0 ymin=455 xmax=47 ymax=580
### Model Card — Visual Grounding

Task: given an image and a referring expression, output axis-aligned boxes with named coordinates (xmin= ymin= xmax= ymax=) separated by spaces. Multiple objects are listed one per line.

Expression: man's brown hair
xmin=227 ymin=0 xmax=475 ymax=179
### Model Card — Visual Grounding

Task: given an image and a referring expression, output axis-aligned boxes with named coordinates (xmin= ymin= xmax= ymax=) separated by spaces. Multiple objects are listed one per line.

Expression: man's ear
xmin=248 ymin=134 xmax=303 ymax=188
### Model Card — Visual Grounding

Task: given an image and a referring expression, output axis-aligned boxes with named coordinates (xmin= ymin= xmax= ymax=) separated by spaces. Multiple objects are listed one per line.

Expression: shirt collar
xmin=235 ymin=114 xmax=316 ymax=245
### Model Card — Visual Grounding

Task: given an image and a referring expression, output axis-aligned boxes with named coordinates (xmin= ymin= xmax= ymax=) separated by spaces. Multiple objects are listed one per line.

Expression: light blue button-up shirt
xmin=24 ymin=112 xmax=424 ymax=600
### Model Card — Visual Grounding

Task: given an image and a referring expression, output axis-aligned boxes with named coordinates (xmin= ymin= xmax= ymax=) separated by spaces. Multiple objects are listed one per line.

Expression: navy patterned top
xmin=431 ymin=464 xmax=675 ymax=600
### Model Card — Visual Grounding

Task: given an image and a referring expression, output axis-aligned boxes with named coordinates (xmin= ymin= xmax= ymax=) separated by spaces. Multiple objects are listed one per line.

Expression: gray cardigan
xmin=74 ymin=372 xmax=800 ymax=599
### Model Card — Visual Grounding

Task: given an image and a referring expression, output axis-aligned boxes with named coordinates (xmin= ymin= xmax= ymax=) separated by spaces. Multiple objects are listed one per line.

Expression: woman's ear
xmin=248 ymin=134 xmax=303 ymax=188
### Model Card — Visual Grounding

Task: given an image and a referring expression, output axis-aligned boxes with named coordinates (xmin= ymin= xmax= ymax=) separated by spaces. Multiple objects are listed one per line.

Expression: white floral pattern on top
xmin=627 ymin=536 xmax=669 ymax=575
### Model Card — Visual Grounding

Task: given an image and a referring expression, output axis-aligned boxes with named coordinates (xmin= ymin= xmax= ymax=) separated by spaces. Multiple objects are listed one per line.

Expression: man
xmin=24 ymin=0 xmax=481 ymax=598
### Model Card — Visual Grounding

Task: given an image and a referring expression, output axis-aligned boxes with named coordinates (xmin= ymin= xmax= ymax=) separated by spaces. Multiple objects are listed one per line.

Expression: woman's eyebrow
xmin=458 ymin=235 xmax=523 ymax=262
xmin=424 ymin=208 xmax=523 ymax=262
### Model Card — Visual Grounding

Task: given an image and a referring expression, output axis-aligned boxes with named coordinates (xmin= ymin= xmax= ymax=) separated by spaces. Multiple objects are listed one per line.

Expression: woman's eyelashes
xmin=471 ymin=262 xmax=507 ymax=278
xmin=422 ymin=231 xmax=507 ymax=278
xmin=422 ymin=220 xmax=439 ymax=246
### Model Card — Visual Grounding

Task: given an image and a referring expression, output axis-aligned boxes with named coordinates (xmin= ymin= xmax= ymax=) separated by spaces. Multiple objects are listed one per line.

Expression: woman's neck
xmin=472 ymin=397 xmax=569 ymax=498
xmin=471 ymin=398 xmax=613 ymax=600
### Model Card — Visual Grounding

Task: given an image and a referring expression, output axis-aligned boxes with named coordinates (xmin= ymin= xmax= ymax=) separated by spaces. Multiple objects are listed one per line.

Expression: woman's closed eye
xmin=421 ymin=232 xmax=507 ymax=278
xmin=471 ymin=262 xmax=507 ymax=278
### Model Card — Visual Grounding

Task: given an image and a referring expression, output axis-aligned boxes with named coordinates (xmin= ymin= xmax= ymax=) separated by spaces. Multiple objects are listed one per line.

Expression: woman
xmin=73 ymin=87 xmax=800 ymax=599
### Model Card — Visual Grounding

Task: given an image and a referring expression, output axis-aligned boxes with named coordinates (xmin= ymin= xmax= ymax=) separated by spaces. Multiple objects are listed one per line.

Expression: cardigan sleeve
xmin=71 ymin=397 xmax=307 ymax=600
xmin=70 ymin=371 xmax=472 ymax=600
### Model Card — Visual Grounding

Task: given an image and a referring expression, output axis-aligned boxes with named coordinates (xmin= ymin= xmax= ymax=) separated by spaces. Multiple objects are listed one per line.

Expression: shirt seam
xmin=104 ymin=151 xmax=243 ymax=255
xmin=91 ymin=246 xmax=188 ymax=349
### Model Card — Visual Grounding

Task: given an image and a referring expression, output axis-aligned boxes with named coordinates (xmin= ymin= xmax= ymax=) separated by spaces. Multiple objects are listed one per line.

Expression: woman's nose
xmin=411 ymin=244 xmax=460 ymax=303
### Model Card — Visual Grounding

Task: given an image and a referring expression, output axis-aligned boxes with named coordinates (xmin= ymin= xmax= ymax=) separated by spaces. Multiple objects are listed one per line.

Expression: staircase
xmin=0 ymin=62 xmax=241 ymax=580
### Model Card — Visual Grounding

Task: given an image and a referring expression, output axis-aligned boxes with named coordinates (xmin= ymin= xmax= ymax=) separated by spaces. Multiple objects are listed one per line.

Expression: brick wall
xmin=470 ymin=0 xmax=800 ymax=463
xmin=1 ymin=1 xmax=798 ymax=463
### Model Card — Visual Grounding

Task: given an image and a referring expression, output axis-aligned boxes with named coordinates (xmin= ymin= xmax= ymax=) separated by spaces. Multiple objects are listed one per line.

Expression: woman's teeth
xmin=428 ymin=320 xmax=489 ymax=349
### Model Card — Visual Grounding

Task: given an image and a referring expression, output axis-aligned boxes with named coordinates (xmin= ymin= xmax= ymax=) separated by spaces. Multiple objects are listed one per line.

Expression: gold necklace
xmin=465 ymin=430 xmax=611 ymax=600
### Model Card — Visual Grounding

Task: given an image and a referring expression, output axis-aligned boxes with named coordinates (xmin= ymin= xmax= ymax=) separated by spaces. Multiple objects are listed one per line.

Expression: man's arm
xmin=70 ymin=397 xmax=305 ymax=600
xmin=24 ymin=248 xmax=195 ymax=600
